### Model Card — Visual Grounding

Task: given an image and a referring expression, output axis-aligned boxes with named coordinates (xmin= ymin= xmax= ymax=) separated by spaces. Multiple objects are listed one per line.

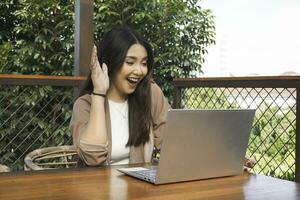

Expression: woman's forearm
xmin=80 ymin=95 xmax=108 ymax=145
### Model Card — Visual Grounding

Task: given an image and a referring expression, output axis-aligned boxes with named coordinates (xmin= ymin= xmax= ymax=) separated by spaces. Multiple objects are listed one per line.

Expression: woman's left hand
xmin=90 ymin=45 xmax=110 ymax=94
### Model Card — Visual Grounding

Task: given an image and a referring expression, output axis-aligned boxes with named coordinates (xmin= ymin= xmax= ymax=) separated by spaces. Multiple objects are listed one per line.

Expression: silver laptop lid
xmin=155 ymin=109 xmax=255 ymax=184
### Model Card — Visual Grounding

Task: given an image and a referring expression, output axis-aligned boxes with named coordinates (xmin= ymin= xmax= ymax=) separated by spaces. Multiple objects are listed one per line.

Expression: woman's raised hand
xmin=90 ymin=45 xmax=110 ymax=94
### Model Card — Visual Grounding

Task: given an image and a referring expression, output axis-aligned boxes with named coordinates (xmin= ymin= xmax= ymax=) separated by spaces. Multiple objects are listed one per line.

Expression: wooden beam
xmin=173 ymin=76 xmax=300 ymax=88
xmin=0 ymin=74 xmax=86 ymax=86
xmin=74 ymin=0 xmax=94 ymax=77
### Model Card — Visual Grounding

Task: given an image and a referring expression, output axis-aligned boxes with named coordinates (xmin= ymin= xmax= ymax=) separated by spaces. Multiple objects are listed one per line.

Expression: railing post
xmin=296 ymin=87 xmax=300 ymax=182
xmin=74 ymin=0 xmax=94 ymax=98
xmin=173 ymin=86 xmax=182 ymax=109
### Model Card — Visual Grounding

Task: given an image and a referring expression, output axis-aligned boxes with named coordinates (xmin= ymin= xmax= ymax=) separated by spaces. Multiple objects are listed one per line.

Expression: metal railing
xmin=1 ymin=74 xmax=300 ymax=182
xmin=173 ymin=76 xmax=300 ymax=181
xmin=0 ymin=74 xmax=85 ymax=171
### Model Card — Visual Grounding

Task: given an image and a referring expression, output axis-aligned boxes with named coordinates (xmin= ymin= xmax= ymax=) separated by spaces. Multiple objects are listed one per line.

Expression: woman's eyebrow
xmin=126 ymin=56 xmax=148 ymax=60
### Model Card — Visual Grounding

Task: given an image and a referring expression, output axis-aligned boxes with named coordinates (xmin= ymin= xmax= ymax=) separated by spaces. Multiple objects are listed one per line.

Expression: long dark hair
xmin=80 ymin=26 xmax=153 ymax=147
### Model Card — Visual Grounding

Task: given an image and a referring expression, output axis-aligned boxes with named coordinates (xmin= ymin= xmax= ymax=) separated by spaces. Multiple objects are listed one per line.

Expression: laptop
xmin=118 ymin=109 xmax=255 ymax=184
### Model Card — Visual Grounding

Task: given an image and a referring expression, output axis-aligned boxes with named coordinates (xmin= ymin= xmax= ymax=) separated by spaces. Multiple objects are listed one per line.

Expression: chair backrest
xmin=0 ymin=164 xmax=10 ymax=173
xmin=24 ymin=145 xmax=77 ymax=171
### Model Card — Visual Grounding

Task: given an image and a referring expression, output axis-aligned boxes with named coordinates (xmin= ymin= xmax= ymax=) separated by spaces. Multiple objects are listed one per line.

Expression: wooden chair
xmin=24 ymin=145 xmax=77 ymax=171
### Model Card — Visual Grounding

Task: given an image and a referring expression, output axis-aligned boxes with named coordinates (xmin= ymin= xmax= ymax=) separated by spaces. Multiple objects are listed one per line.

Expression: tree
xmin=94 ymin=0 xmax=215 ymax=99
xmin=0 ymin=0 xmax=74 ymax=75
xmin=0 ymin=0 xmax=215 ymax=98
xmin=0 ymin=0 xmax=19 ymax=69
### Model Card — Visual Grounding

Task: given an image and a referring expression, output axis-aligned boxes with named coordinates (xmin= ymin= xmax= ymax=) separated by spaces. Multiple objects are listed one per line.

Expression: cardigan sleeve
xmin=69 ymin=95 xmax=108 ymax=166
xmin=150 ymin=83 xmax=171 ymax=149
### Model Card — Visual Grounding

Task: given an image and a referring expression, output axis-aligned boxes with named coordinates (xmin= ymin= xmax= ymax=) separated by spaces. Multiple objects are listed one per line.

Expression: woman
xmin=70 ymin=26 xmax=171 ymax=166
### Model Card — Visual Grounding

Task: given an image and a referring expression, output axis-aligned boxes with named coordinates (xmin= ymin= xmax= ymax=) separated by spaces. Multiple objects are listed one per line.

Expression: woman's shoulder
xmin=150 ymin=81 xmax=163 ymax=95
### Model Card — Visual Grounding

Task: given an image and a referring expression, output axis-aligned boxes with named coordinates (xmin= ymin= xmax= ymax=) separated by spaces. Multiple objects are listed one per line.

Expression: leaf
xmin=33 ymin=53 xmax=40 ymax=59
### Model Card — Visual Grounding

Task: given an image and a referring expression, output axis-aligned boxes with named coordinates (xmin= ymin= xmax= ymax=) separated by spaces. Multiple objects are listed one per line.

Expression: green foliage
xmin=0 ymin=0 xmax=74 ymax=75
xmin=94 ymin=0 xmax=215 ymax=98
xmin=0 ymin=0 xmax=215 ymax=97
xmin=0 ymin=85 xmax=73 ymax=171
xmin=0 ymin=0 xmax=18 ymax=42
xmin=248 ymin=106 xmax=296 ymax=181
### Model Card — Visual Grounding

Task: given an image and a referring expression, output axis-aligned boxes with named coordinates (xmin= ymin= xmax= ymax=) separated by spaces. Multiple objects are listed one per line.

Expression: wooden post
xmin=173 ymin=86 xmax=182 ymax=109
xmin=74 ymin=0 xmax=94 ymax=98
xmin=296 ymin=87 xmax=300 ymax=182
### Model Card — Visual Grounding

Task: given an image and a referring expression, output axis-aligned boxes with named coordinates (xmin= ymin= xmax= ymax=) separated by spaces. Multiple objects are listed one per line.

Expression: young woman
xmin=70 ymin=26 xmax=171 ymax=166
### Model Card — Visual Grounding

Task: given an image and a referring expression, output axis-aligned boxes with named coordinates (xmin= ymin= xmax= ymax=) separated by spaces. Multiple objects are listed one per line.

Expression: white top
xmin=108 ymin=99 xmax=130 ymax=165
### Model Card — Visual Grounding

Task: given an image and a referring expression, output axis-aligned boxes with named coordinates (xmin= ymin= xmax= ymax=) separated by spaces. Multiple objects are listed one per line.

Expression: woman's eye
xmin=142 ymin=63 xmax=147 ymax=67
xmin=126 ymin=61 xmax=134 ymax=65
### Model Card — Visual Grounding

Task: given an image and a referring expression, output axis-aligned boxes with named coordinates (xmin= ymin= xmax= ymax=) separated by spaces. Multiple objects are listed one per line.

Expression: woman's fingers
xmin=90 ymin=45 xmax=98 ymax=70
xmin=90 ymin=45 xmax=106 ymax=75
xmin=92 ymin=60 xmax=107 ymax=78
xmin=102 ymin=63 xmax=108 ymax=76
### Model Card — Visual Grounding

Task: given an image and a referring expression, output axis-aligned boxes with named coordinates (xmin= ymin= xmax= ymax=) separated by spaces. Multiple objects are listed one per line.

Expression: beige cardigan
xmin=69 ymin=83 xmax=171 ymax=166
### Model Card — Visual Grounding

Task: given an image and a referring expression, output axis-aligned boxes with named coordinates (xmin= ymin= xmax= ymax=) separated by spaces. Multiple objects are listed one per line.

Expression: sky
xmin=199 ymin=0 xmax=300 ymax=76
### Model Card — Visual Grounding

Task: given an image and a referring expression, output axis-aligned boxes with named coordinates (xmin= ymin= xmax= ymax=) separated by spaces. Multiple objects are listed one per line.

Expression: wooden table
xmin=0 ymin=165 xmax=300 ymax=200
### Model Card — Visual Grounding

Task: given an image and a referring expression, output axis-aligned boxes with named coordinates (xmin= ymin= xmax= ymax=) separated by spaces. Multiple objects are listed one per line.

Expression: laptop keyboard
xmin=134 ymin=169 xmax=157 ymax=181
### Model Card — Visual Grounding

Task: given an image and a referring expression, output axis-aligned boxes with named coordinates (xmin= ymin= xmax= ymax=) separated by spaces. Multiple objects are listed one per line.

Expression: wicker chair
xmin=24 ymin=145 xmax=78 ymax=171
xmin=0 ymin=164 xmax=11 ymax=172
xmin=24 ymin=145 xmax=256 ymax=171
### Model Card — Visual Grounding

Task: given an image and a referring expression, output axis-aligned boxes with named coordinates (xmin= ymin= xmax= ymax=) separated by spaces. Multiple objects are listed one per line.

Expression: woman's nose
xmin=133 ymin=64 xmax=143 ymax=75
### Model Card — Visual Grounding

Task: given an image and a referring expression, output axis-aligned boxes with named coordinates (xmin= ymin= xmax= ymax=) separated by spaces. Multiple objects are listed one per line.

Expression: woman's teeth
xmin=127 ymin=77 xmax=139 ymax=84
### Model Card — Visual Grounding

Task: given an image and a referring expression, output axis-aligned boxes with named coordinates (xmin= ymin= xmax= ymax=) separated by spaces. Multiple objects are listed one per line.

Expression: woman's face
xmin=109 ymin=43 xmax=148 ymax=101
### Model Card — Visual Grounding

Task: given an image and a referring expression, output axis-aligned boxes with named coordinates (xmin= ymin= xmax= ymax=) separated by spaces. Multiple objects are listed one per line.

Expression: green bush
xmin=0 ymin=0 xmax=74 ymax=75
